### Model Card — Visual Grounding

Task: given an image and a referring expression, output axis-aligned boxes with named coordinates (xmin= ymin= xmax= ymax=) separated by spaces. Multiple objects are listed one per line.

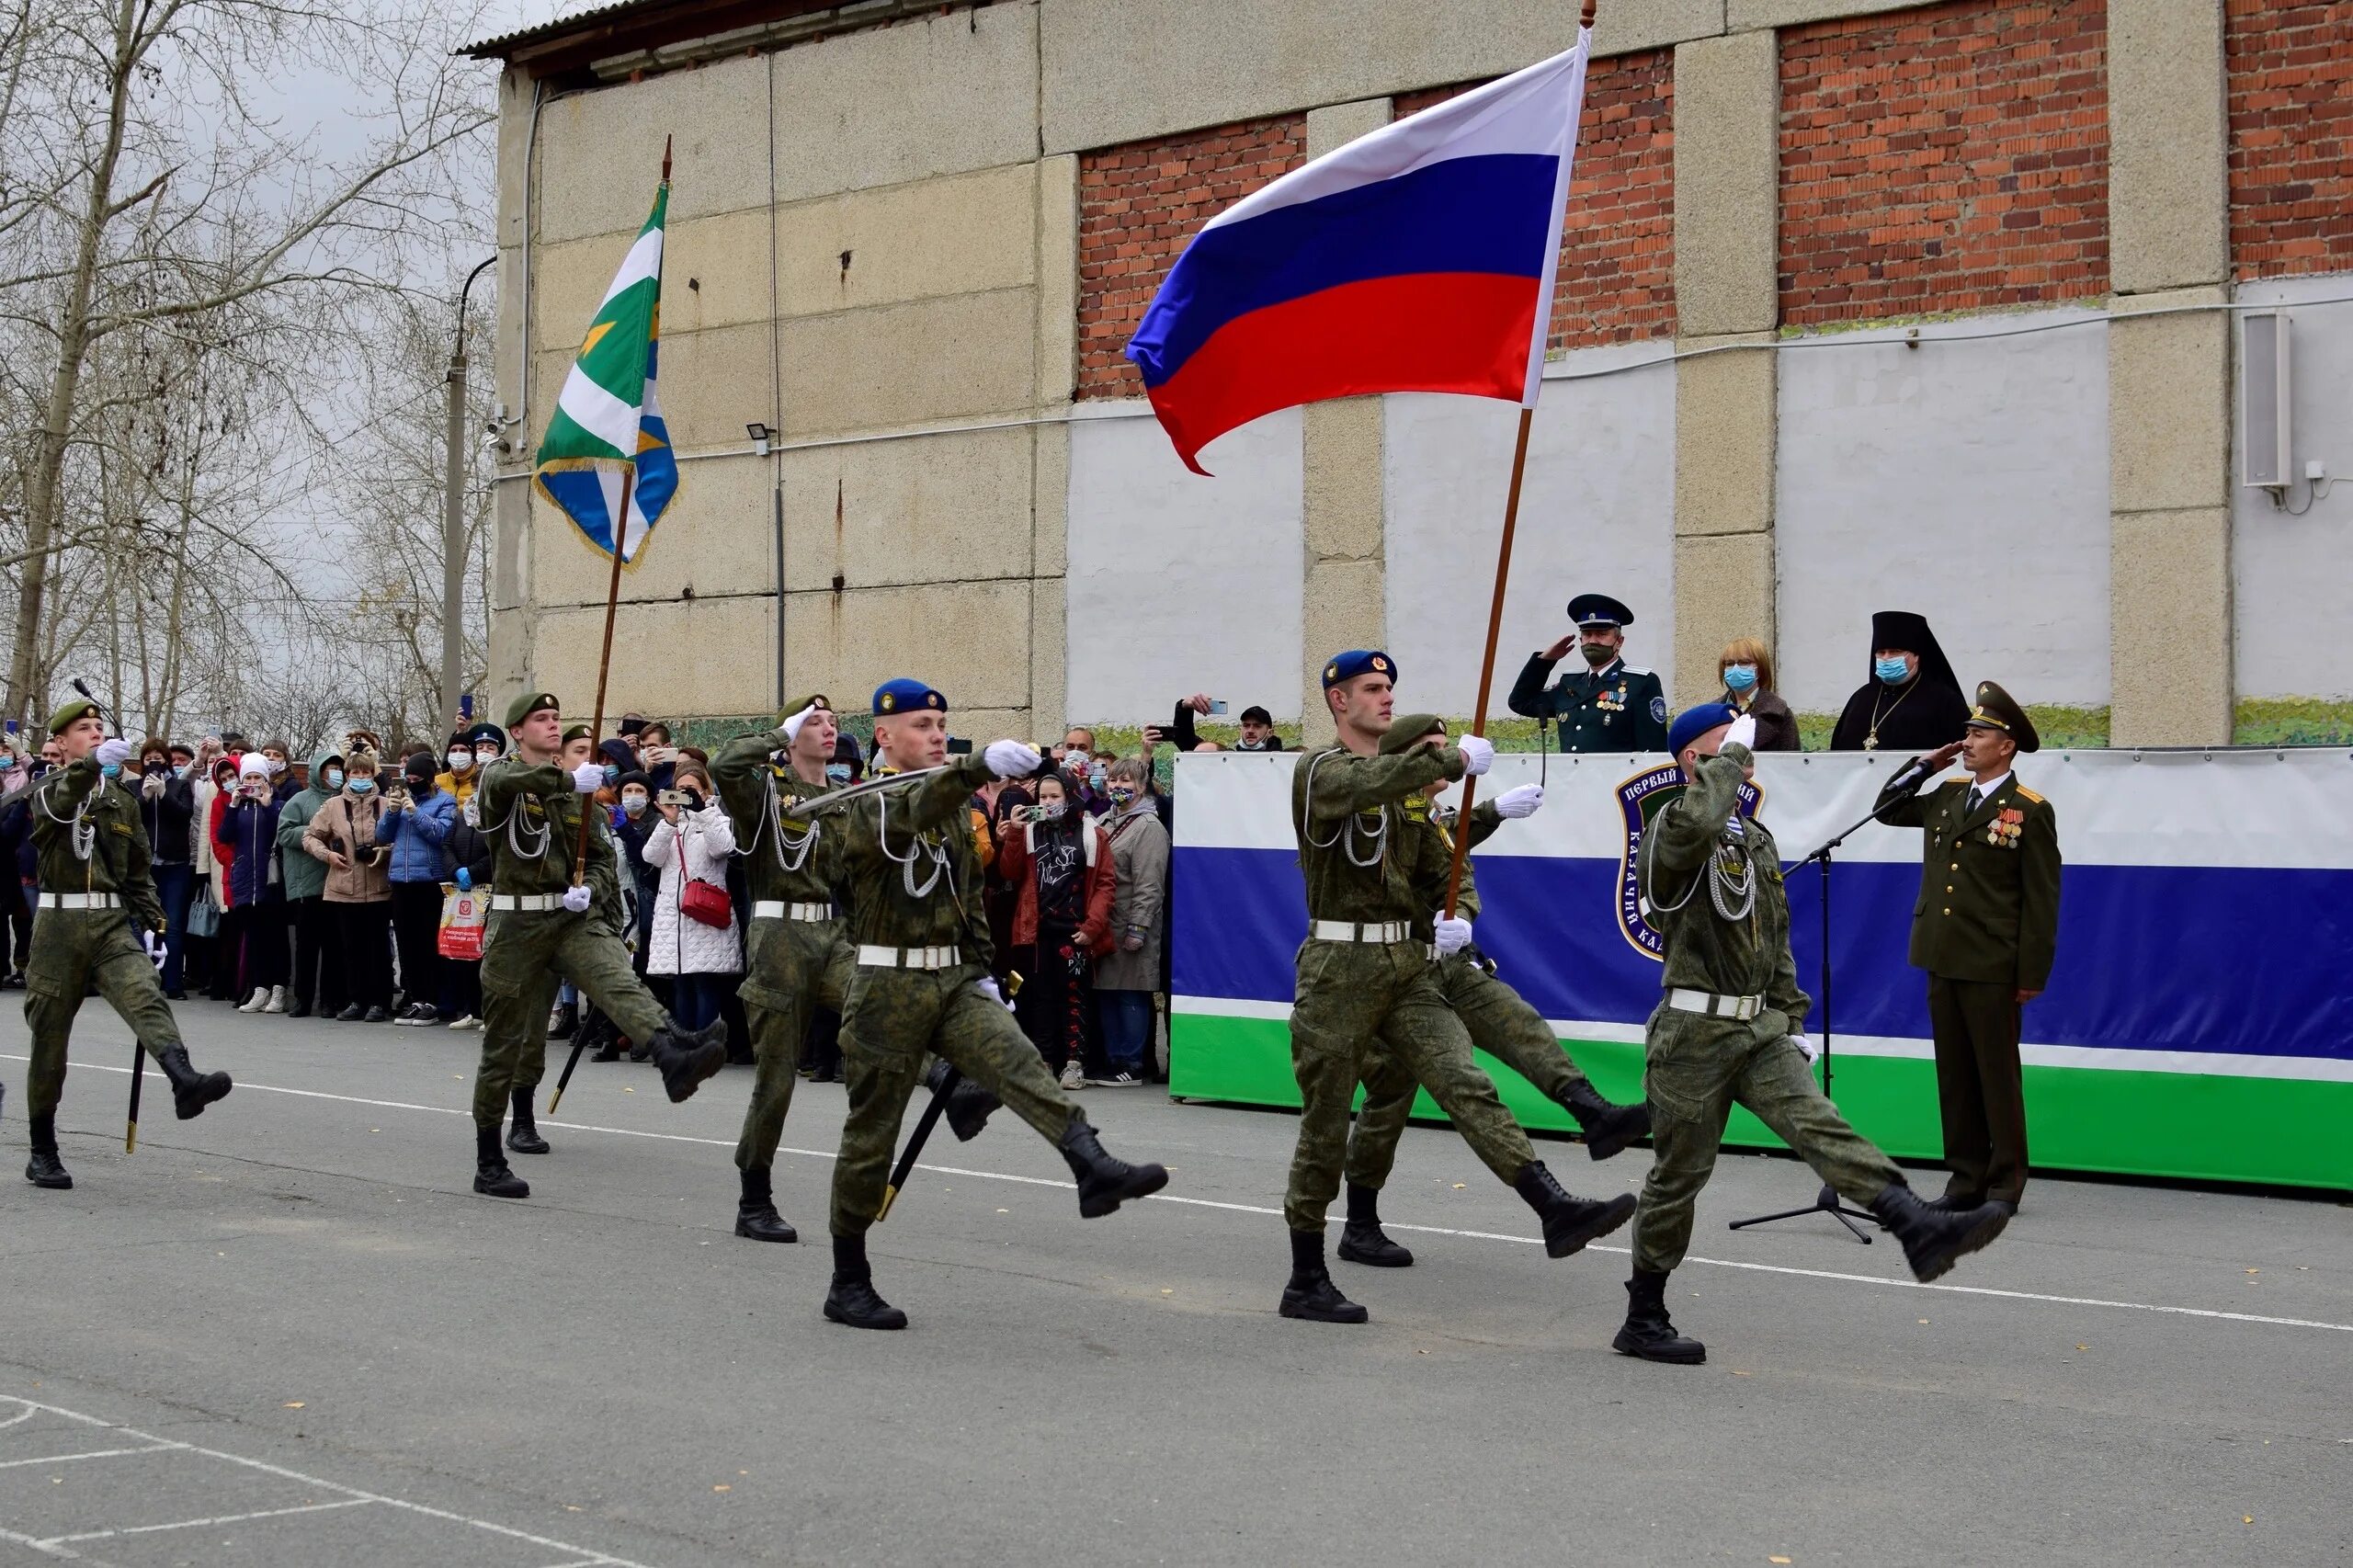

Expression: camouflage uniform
xmin=20 ymin=757 xmax=180 ymax=1119
xmin=1285 ymin=742 xmax=1540 ymax=1232
xmin=828 ymin=755 xmax=1081 ymax=1238
xmin=1630 ymin=742 xmax=1903 ymax=1273
xmin=712 ymin=723 xmax=854 ymax=1173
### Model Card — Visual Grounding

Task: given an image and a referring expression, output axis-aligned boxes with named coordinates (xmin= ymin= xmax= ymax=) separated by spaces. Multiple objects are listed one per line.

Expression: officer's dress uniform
xmin=1506 ymin=653 xmax=1669 ymax=753
xmin=712 ymin=711 xmax=856 ymax=1241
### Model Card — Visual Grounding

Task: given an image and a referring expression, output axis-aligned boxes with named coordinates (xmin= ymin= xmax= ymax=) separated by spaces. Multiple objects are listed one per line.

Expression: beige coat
xmin=303 ymin=790 xmax=393 ymax=903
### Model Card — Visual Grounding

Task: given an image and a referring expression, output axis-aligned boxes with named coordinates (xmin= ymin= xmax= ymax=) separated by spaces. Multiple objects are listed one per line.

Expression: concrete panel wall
xmin=536 ymin=53 xmax=772 ymax=244
xmin=779 ymin=426 xmax=1036 ymax=593
xmin=1776 ymin=311 xmax=2114 ymax=715
xmin=2232 ymin=280 xmax=2353 ymax=701
xmin=781 ymin=578 xmax=1036 ymax=720
xmin=533 ymin=593 xmax=778 ymax=716
xmin=775 ymin=163 xmax=1039 ymax=319
xmin=530 ymin=455 xmax=776 ymax=609
xmin=1383 ymin=347 xmax=1679 ymax=716
xmin=1064 ymin=404 xmax=1304 ymax=725
xmin=777 ymin=288 xmax=1040 ymax=438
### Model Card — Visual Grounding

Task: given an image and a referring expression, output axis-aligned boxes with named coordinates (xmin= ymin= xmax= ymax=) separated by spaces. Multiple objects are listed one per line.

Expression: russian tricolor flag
xmin=1126 ymin=31 xmax=1590 ymax=474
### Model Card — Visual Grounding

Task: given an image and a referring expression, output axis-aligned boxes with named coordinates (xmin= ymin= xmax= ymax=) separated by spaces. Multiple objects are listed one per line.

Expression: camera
xmin=656 ymin=788 xmax=689 ymax=807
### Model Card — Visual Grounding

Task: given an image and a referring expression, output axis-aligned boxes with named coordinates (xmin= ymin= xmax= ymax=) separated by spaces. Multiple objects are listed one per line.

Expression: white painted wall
xmin=1383 ymin=343 xmax=1679 ymax=715
xmin=1064 ymin=402 xmax=1306 ymax=723
xmin=1776 ymin=308 xmax=2113 ymax=715
xmin=2233 ymin=277 xmax=2353 ymax=701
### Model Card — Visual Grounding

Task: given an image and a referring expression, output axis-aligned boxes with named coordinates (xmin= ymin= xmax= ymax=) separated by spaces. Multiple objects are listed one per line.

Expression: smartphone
xmin=458 ymin=694 xmax=474 ymax=722
xmin=946 ymin=737 xmax=973 ymax=756
xmin=1208 ymin=699 xmax=1229 ymax=715
xmin=656 ymin=788 xmax=688 ymax=807
xmin=619 ymin=717 xmax=646 ymax=737
xmin=3 ymin=720 xmax=16 ymax=736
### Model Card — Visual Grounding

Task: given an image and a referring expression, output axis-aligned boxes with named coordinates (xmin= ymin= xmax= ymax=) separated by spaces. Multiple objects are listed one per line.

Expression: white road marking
xmin=0 ymin=1442 xmax=185 ymax=1470
xmin=41 ymin=1497 xmax=372 ymax=1544
xmin=15 ymin=1052 xmax=2351 ymax=1337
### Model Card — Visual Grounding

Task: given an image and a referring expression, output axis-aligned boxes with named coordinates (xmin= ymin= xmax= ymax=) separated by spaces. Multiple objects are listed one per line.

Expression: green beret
xmin=562 ymin=723 xmax=592 ymax=744
xmin=778 ymin=693 xmax=830 ymax=726
xmin=1378 ymin=713 xmax=1448 ymax=756
xmin=49 ymin=698 xmax=99 ymax=736
xmin=505 ymin=690 xmax=560 ymax=731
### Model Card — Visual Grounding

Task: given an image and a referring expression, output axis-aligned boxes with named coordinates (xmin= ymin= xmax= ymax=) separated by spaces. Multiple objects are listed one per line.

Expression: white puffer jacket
xmin=642 ymin=803 xmax=742 ymax=976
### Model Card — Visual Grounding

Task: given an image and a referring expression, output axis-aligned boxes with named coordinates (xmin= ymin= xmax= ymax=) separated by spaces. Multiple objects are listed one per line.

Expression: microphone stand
xmin=1727 ymin=767 xmax=1935 ymax=1244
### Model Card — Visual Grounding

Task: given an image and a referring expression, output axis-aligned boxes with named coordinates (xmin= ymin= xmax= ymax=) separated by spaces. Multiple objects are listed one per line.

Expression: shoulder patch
xmin=2013 ymin=785 xmax=2045 ymax=805
xmin=1620 ymin=665 xmax=1656 ymax=678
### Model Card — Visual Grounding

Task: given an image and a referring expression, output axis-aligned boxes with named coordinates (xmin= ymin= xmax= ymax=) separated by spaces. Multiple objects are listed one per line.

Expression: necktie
xmin=1964 ymin=786 xmax=1983 ymax=817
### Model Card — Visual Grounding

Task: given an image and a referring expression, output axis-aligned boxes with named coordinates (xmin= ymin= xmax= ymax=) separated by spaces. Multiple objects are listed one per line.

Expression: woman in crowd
xmin=304 ymin=746 xmax=395 ymax=1022
xmin=192 ymin=752 xmax=239 ymax=998
xmin=277 ymin=746 xmax=345 ymax=1020
xmin=214 ymin=753 xmax=287 ymax=1013
xmin=136 ymin=737 xmax=199 ymax=997
xmin=995 ymin=770 xmax=1115 ymax=1091
xmin=640 ymin=761 xmax=739 ymax=1031
xmin=439 ymin=745 xmax=495 ymax=1032
xmin=378 ymin=750 xmax=456 ymax=1025
xmin=1095 ymin=756 xmax=1169 ymax=1087
xmin=1716 ymin=637 xmax=1802 ymax=752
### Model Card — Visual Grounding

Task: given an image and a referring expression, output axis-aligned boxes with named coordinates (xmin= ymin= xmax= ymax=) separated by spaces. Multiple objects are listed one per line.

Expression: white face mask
xmin=266 ymin=756 xmax=287 ymax=776
xmin=447 ymin=749 xmax=473 ymax=772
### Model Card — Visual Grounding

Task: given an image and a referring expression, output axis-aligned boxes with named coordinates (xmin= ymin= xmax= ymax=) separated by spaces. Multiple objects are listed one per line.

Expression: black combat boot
xmin=1612 ymin=1269 xmax=1706 ymax=1364
xmin=923 ymin=1059 xmax=1001 ymax=1142
xmin=25 ymin=1111 xmax=71 ymax=1189
xmin=548 ymin=1001 xmax=578 ymax=1040
xmin=1870 ymin=1183 xmax=2008 ymax=1282
xmin=1058 ymin=1116 xmax=1168 ymax=1217
xmin=735 ymin=1165 xmax=798 ymax=1243
xmin=506 ymin=1085 xmax=550 ymax=1154
xmin=1513 ymin=1160 xmax=1637 ymax=1258
xmin=1279 ymin=1228 xmax=1369 ymax=1324
xmin=1559 ymin=1082 xmax=1653 ymax=1161
xmin=157 ymin=1044 xmax=233 ymax=1120
xmin=585 ymin=1010 xmax=623 ymax=1062
xmin=823 ymin=1233 xmax=907 ymax=1330
xmin=648 ymin=1019 xmax=728 ymax=1103
xmin=1336 ymin=1181 xmax=1414 ymax=1267
xmin=472 ymin=1124 xmax=529 ymax=1199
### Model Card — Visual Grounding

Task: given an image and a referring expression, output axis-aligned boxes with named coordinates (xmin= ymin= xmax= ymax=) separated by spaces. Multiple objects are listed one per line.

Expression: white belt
xmin=1666 ymin=987 xmax=1763 ymax=1021
xmin=754 ymin=900 xmax=833 ymax=923
xmin=38 ymin=892 xmax=120 ymax=911
xmin=857 ymin=943 xmax=961 ymax=971
xmin=1310 ymin=919 xmax=1413 ymax=945
xmin=492 ymin=892 xmax=563 ymax=912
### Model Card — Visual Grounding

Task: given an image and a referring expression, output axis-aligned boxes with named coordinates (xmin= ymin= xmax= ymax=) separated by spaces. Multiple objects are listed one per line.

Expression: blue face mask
xmin=825 ymin=763 xmax=851 ymax=785
xmin=347 ymin=777 xmax=375 ymax=794
xmin=173 ymin=764 xmax=191 ymax=779
xmin=323 ymin=768 xmax=345 ymax=790
xmin=99 ymin=762 xmax=121 ymax=779
xmin=602 ymin=764 xmax=620 ymax=786
xmin=1875 ymin=656 xmax=1912 ymax=686
xmin=1723 ymin=664 xmax=1758 ymax=693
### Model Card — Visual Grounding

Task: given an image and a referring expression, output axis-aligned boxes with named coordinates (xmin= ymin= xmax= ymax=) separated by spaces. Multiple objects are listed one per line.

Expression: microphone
xmin=1880 ymin=753 xmax=1941 ymax=799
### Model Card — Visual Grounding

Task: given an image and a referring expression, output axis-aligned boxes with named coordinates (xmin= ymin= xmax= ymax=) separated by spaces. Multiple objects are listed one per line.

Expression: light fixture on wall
xmin=746 ymin=420 xmax=771 ymax=457
xmin=2240 ymin=311 xmax=2293 ymax=502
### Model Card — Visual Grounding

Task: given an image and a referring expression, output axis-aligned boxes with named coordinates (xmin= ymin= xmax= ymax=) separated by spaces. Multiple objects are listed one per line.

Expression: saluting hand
xmin=1927 ymin=740 xmax=1966 ymax=770
xmin=1540 ymin=635 xmax=1574 ymax=663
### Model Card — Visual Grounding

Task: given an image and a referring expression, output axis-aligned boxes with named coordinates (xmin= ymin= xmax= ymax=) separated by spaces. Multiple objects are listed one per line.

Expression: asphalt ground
xmin=2 ymin=999 xmax=2347 ymax=1568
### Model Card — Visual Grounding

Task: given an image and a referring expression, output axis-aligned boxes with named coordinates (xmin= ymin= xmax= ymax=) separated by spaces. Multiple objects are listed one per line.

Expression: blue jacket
xmin=374 ymin=785 xmax=456 ymax=883
xmin=215 ymin=796 xmax=283 ymax=907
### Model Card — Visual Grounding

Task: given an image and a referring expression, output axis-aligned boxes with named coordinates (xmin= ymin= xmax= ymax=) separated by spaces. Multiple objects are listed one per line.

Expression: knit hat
xmin=237 ymin=752 xmax=271 ymax=781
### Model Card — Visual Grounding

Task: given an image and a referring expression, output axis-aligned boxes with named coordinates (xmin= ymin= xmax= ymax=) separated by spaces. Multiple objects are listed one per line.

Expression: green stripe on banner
xmin=1168 ymin=1013 xmax=2353 ymax=1192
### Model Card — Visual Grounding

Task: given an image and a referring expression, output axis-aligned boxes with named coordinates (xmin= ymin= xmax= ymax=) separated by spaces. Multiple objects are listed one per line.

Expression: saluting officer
xmin=1874 ymin=680 xmax=2061 ymax=1214
xmin=1506 ymin=593 xmax=1670 ymax=753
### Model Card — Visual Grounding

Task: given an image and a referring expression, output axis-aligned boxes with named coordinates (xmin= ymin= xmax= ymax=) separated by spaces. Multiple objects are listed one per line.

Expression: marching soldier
xmin=465 ymin=691 xmax=727 ymax=1200
xmin=1615 ymin=704 xmax=2010 ymax=1365
xmin=821 ymin=678 xmax=1166 ymax=1331
xmin=1338 ymin=713 xmax=1651 ymax=1267
xmin=21 ymin=699 xmax=232 ymax=1189
xmin=711 ymin=696 xmax=854 ymax=1244
xmin=1281 ymin=653 xmax=1634 ymax=1324
xmin=1874 ymin=680 xmax=2060 ymax=1214
xmin=1506 ymin=593 xmax=1669 ymax=753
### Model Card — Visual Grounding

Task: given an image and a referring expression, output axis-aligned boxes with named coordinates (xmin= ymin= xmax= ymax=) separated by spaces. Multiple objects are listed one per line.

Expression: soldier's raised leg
xmin=1445 ymin=962 xmax=1649 ymax=1159
xmin=553 ymin=917 xmax=724 ymax=1104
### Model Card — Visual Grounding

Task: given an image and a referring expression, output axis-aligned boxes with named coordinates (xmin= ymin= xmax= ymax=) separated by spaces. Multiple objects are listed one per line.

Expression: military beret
xmin=778 ymin=692 xmax=831 ymax=726
xmin=1568 ymin=593 xmax=1635 ymax=629
xmin=1966 ymin=680 xmax=2040 ymax=753
xmin=1377 ymin=713 xmax=1447 ymax=756
xmin=1322 ymin=650 xmax=1397 ymax=689
xmin=48 ymin=698 xmax=99 ymax=736
xmin=872 ymin=678 xmax=945 ymax=717
xmin=506 ymin=691 xmax=560 ymax=731
xmin=1666 ymin=701 xmax=1740 ymax=758
xmin=562 ymin=723 xmax=592 ymax=744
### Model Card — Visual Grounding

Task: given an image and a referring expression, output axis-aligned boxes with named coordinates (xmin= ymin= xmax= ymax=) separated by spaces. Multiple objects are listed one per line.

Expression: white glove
xmin=570 ymin=763 xmax=603 ymax=794
xmin=1790 ymin=1032 xmax=1819 ymax=1063
xmin=142 ymin=929 xmax=166 ymax=971
xmin=1455 ymin=733 xmax=1494 ymax=777
xmin=976 ymin=975 xmax=1016 ymax=1012
xmin=95 ymin=738 xmax=133 ymax=767
xmin=1492 ymin=782 xmax=1543 ymax=819
xmin=779 ymin=702 xmax=821 ymax=744
xmin=1433 ymin=915 xmax=1473 ymax=957
xmin=983 ymin=740 xmax=1041 ymax=779
xmin=1723 ymin=712 xmax=1758 ymax=752
xmin=561 ymin=884 xmax=593 ymax=914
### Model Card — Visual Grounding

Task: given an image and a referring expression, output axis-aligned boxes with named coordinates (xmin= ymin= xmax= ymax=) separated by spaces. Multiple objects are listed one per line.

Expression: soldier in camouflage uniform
xmin=1337 ymin=714 xmax=1651 ymax=1268
xmin=820 ymin=678 xmax=1166 ymax=1331
xmin=1280 ymin=652 xmax=1635 ymax=1326
xmin=1614 ymin=703 xmax=2012 ymax=1366
xmin=464 ymin=691 xmax=726 ymax=1200
xmin=19 ymin=699 xmax=232 ymax=1189
xmin=710 ymin=695 xmax=857 ymax=1244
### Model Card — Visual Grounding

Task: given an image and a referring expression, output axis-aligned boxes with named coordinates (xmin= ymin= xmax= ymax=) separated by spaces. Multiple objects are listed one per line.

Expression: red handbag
xmin=680 ymin=876 xmax=733 ymax=929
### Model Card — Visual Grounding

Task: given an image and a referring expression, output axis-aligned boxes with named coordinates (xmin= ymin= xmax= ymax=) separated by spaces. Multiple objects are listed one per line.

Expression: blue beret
xmin=1321 ymin=649 xmax=1397 ymax=689
xmin=1666 ymin=702 xmax=1740 ymax=758
xmin=872 ymin=678 xmax=946 ymax=717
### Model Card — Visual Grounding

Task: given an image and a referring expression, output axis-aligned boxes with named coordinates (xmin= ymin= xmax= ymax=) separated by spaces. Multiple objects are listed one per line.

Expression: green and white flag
xmin=533 ymin=174 xmax=676 ymax=564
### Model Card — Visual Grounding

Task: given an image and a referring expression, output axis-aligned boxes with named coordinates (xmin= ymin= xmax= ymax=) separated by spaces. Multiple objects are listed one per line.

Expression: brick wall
xmin=2226 ymin=0 xmax=2353 ymax=280
xmin=1397 ymin=51 xmax=1677 ymax=348
xmin=1779 ymin=0 xmax=2109 ymax=326
xmin=1074 ymin=115 xmax=1306 ymax=399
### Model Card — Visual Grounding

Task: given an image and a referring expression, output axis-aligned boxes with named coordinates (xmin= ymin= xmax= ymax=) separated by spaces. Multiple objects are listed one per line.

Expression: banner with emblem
xmin=1612 ymin=763 xmax=1762 ymax=958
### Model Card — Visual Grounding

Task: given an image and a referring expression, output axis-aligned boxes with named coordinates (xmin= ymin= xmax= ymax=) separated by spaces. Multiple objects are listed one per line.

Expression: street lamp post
xmin=442 ymin=256 xmax=497 ymax=738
